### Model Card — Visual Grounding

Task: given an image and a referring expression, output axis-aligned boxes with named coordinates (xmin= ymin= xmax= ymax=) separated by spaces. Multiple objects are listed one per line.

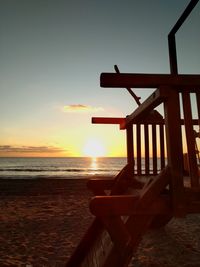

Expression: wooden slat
xmin=126 ymin=125 xmax=134 ymax=174
xmin=90 ymin=195 xmax=170 ymax=216
xmin=182 ymin=91 xmax=199 ymax=187
xmin=90 ymin=195 xmax=139 ymax=216
xmin=120 ymin=88 xmax=167 ymax=129
xmin=196 ymin=91 xmax=200 ymax=121
xmin=136 ymin=124 xmax=141 ymax=175
xmin=152 ymin=124 xmax=157 ymax=175
xmin=144 ymin=124 xmax=150 ymax=175
xmin=100 ymin=73 xmax=200 ymax=89
xmin=159 ymin=124 xmax=165 ymax=170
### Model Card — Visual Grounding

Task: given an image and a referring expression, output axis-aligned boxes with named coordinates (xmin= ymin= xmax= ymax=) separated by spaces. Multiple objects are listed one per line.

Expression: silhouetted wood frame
xmin=93 ymin=85 xmax=199 ymax=214
xmin=66 ymin=1 xmax=200 ymax=266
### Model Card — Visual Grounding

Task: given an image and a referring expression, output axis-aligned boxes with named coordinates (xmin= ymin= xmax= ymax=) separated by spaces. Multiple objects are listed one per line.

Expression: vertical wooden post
xmin=126 ymin=124 xmax=134 ymax=175
xmin=136 ymin=124 xmax=141 ymax=175
xmin=159 ymin=124 xmax=165 ymax=170
xmin=144 ymin=124 xmax=149 ymax=175
xmin=163 ymin=87 xmax=184 ymax=216
xmin=152 ymin=124 xmax=157 ymax=175
xmin=182 ymin=91 xmax=199 ymax=187
xmin=168 ymin=35 xmax=178 ymax=74
xmin=196 ymin=92 xmax=200 ymax=120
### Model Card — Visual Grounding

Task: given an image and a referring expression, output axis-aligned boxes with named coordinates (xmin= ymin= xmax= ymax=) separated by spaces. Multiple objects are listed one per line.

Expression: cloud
xmin=63 ymin=104 xmax=104 ymax=113
xmin=0 ymin=145 xmax=65 ymax=154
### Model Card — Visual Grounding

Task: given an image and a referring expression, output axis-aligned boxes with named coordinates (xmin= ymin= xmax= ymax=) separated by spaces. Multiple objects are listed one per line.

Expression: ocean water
xmin=0 ymin=157 xmax=127 ymax=179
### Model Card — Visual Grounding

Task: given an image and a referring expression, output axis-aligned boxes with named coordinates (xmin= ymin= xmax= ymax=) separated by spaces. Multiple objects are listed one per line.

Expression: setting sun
xmin=83 ymin=138 xmax=106 ymax=157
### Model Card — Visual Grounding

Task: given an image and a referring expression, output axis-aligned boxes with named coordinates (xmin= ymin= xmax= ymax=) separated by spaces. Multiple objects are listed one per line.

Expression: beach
xmin=0 ymin=178 xmax=200 ymax=267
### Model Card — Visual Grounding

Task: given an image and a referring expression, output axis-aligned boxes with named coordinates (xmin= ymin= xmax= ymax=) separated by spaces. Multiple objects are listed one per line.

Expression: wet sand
xmin=0 ymin=178 xmax=200 ymax=267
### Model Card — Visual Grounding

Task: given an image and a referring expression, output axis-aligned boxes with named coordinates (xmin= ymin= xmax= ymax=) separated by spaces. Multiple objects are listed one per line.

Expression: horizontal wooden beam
xmin=93 ymin=117 xmax=199 ymax=128
xmin=92 ymin=117 xmax=125 ymax=125
xmin=90 ymin=195 xmax=170 ymax=216
xmin=100 ymin=73 xmax=200 ymax=89
xmin=120 ymin=88 xmax=167 ymax=129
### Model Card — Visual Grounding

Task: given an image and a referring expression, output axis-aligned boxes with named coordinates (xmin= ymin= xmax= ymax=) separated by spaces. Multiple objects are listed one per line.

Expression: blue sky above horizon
xmin=0 ymin=0 xmax=200 ymax=157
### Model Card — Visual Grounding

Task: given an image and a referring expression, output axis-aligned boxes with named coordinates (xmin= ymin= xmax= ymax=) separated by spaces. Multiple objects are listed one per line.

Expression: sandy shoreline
xmin=0 ymin=178 xmax=200 ymax=267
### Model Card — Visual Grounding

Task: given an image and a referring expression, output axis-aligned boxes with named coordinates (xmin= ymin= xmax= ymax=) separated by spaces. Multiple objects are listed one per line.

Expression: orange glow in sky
xmin=1 ymin=1 xmax=199 ymax=158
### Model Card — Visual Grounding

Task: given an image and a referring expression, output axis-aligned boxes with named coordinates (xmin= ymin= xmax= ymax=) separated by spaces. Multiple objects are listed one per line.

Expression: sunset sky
xmin=0 ymin=0 xmax=200 ymax=157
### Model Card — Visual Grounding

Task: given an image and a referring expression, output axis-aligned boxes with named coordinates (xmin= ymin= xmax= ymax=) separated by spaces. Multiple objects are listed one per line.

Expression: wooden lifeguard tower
xmin=66 ymin=1 xmax=200 ymax=266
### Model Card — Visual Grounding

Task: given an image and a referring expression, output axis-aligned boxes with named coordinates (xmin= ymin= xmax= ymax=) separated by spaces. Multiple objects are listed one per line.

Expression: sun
xmin=83 ymin=138 xmax=106 ymax=157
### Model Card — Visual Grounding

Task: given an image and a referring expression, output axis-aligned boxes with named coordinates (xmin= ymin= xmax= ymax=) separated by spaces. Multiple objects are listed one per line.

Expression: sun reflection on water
xmin=90 ymin=157 xmax=98 ymax=174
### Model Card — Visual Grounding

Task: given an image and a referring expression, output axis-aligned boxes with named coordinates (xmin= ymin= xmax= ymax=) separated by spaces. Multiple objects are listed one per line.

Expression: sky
xmin=0 ymin=0 xmax=200 ymax=157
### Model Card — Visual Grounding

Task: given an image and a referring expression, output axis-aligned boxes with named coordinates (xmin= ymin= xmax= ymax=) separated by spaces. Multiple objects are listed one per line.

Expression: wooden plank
xmin=144 ymin=124 xmax=150 ymax=175
xmin=136 ymin=124 xmax=141 ymax=175
xmin=100 ymin=73 xmax=200 ymax=89
xmin=152 ymin=124 xmax=157 ymax=175
xmin=90 ymin=195 xmax=170 ymax=216
xmin=120 ymin=88 xmax=167 ymax=129
xmin=163 ymin=87 xmax=185 ymax=216
xmin=94 ymin=116 xmax=200 ymax=129
xmin=126 ymin=125 xmax=134 ymax=174
xmin=159 ymin=124 xmax=165 ymax=170
xmin=90 ymin=195 xmax=139 ymax=216
xmin=182 ymin=91 xmax=199 ymax=187
xmin=92 ymin=117 xmax=125 ymax=125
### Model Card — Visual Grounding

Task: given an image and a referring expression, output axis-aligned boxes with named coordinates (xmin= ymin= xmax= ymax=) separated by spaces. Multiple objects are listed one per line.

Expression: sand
xmin=0 ymin=178 xmax=200 ymax=267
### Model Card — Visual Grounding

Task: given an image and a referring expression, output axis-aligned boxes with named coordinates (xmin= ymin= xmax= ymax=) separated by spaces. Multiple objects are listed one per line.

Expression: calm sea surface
xmin=0 ymin=157 xmax=128 ymax=179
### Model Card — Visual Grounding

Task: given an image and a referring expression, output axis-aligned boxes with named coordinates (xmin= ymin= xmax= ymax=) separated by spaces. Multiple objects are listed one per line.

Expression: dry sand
xmin=0 ymin=179 xmax=199 ymax=267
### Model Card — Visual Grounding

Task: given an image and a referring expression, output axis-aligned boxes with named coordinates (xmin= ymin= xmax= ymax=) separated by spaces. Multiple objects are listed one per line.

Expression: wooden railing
xmin=92 ymin=115 xmax=166 ymax=176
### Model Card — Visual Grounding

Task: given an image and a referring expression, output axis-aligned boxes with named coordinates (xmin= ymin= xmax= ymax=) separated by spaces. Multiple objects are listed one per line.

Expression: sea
xmin=0 ymin=157 xmax=128 ymax=179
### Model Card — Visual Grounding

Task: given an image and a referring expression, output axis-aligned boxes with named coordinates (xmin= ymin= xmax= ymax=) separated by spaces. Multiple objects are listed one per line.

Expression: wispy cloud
xmin=63 ymin=104 xmax=104 ymax=113
xmin=0 ymin=145 xmax=65 ymax=153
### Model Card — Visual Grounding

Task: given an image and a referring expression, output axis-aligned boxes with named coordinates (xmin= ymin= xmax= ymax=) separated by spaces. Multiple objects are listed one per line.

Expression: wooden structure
xmin=66 ymin=1 xmax=200 ymax=266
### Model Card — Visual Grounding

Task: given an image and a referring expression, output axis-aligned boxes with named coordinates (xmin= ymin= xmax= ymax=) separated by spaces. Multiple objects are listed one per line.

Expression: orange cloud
xmin=63 ymin=104 xmax=103 ymax=113
xmin=0 ymin=145 xmax=65 ymax=154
